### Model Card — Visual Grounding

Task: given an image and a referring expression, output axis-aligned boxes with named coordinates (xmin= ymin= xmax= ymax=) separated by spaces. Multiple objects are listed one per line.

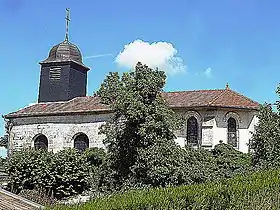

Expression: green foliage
xmin=0 ymin=135 xmax=8 ymax=148
xmin=170 ymin=144 xmax=252 ymax=185
xmin=181 ymin=147 xmax=216 ymax=184
xmin=212 ymin=143 xmax=252 ymax=178
xmin=251 ymin=85 xmax=280 ymax=168
xmin=0 ymin=157 xmax=6 ymax=168
xmin=134 ymin=142 xmax=191 ymax=187
xmin=7 ymin=148 xmax=89 ymax=198
xmin=0 ymin=157 xmax=8 ymax=183
xmin=81 ymin=147 xmax=108 ymax=194
xmin=50 ymin=169 xmax=280 ymax=210
xmin=97 ymin=62 xmax=182 ymax=188
xmin=7 ymin=149 xmax=50 ymax=192
xmin=82 ymin=147 xmax=106 ymax=167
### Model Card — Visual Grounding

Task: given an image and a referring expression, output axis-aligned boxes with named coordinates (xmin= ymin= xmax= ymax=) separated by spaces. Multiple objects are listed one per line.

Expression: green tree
xmin=97 ymin=62 xmax=183 ymax=188
xmin=0 ymin=135 xmax=8 ymax=148
xmin=250 ymin=85 xmax=280 ymax=168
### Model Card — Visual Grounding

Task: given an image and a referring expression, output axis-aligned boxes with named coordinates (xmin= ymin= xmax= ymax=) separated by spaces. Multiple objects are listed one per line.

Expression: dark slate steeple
xmin=38 ymin=8 xmax=90 ymax=103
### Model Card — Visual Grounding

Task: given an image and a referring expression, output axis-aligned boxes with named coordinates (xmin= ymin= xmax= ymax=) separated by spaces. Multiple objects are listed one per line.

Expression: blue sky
xmin=0 ymin=0 xmax=280 ymax=137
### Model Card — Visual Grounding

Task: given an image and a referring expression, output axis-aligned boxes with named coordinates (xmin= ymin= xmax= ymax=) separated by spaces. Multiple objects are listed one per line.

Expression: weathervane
xmin=65 ymin=8 xmax=70 ymax=41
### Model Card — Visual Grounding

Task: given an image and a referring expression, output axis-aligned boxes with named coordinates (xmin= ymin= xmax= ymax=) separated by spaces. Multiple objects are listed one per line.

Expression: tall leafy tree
xmin=0 ymin=135 xmax=8 ymax=148
xmin=97 ymin=62 xmax=183 ymax=187
xmin=250 ymin=85 xmax=280 ymax=168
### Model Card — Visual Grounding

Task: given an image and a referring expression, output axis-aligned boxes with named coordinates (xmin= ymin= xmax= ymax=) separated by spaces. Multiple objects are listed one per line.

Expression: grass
xmin=49 ymin=169 xmax=280 ymax=210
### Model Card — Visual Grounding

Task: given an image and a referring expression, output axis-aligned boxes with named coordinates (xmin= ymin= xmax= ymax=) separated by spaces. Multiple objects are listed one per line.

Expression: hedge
xmin=7 ymin=148 xmax=89 ymax=198
xmin=50 ymin=169 xmax=280 ymax=210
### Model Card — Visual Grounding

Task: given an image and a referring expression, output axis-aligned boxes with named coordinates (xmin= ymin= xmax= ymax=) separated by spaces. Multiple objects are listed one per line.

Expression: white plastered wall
xmin=174 ymin=108 xmax=258 ymax=152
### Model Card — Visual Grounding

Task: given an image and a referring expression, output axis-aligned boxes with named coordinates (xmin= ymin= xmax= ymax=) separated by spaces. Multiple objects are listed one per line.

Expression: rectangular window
xmin=49 ymin=67 xmax=61 ymax=81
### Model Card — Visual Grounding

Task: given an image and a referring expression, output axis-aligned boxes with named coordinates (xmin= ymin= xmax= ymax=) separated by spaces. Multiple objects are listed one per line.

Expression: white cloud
xmin=115 ymin=40 xmax=186 ymax=75
xmin=204 ymin=68 xmax=212 ymax=77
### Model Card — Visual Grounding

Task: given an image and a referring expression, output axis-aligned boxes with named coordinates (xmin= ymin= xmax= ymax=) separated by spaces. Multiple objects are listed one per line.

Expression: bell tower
xmin=38 ymin=8 xmax=90 ymax=103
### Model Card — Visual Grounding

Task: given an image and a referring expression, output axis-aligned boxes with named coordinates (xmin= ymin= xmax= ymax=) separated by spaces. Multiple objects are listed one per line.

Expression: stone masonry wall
xmin=8 ymin=114 xmax=111 ymax=153
xmin=7 ymin=108 xmax=258 ymax=154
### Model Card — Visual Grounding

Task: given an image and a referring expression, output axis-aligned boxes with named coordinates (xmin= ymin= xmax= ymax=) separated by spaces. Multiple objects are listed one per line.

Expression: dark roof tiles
xmin=40 ymin=40 xmax=88 ymax=69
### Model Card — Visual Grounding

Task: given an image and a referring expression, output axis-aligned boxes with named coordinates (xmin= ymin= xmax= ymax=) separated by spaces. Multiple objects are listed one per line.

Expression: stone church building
xmin=3 ymin=19 xmax=259 ymax=154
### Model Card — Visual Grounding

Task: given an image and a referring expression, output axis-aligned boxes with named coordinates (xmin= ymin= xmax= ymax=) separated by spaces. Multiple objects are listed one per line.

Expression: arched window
xmin=227 ymin=117 xmax=238 ymax=148
xmin=74 ymin=133 xmax=89 ymax=152
xmin=187 ymin=116 xmax=199 ymax=146
xmin=34 ymin=134 xmax=48 ymax=150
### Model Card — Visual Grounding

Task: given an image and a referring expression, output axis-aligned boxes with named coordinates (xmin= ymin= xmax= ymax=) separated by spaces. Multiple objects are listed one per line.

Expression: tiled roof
xmin=0 ymin=188 xmax=43 ymax=209
xmin=4 ymin=88 xmax=259 ymax=118
xmin=162 ymin=89 xmax=259 ymax=109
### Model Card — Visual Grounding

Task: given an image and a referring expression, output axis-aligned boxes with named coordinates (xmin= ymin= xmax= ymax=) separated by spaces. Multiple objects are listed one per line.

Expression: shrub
xmin=7 ymin=149 xmax=51 ymax=193
xmin=182 ymin=147 xmax=217 ymax=183
xmin=211 ymin=143 xmax=253 ymax=178
xmin=7 ymin=148 xmax=90 ymax=199
xmin=82 ymin=147 xmax=106 ymax=167
xmin=80 ymin=147 xmax=108 ymax=195
xmin=50 ymin=169 xmax=280 ymax=210
xmin=50 ymin=149 xmax=90 ymax=198
xmin=0 ymin=157 xmax=7 ymax=171
xmin=0 ymin=157 xmax=6 ymax=164
xmin=96 ymin=144 xmax=253 ymax=194
xmin=133 ymin=142 xmax=192 ymax=188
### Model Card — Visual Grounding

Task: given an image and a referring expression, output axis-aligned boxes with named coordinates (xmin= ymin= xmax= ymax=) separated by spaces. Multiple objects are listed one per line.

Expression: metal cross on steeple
xmin=65 ymin=8 xmax=70 ymax=41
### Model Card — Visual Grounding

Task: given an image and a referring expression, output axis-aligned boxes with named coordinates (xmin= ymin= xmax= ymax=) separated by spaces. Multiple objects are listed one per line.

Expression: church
xmin=3 ymin=11 xmax=259 ymax=155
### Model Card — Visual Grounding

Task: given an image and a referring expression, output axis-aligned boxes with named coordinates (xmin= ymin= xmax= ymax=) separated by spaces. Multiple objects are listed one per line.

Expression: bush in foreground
xmin=50 ymin=169 xmax=280 ymax=210
xmin=7 ymin=148 xmax=89 ymax=198
xmin=211 ymin=143 xmax=253 ymax=178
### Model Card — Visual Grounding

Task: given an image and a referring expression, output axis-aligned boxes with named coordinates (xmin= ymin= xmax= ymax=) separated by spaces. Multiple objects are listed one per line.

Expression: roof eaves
xmin=4 ymin=108 xmax=112 ymax=119
xmin=39 ymin=59 xmax=89 ymax=70
xmin=169 ymin=104 xmax=259 ymax=110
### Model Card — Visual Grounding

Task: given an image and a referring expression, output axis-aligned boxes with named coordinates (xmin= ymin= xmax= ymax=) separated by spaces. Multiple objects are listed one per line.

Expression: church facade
xmin=3 ymin=91 xmax=259 ymax=154
xmin=3 ymin=17 xmax=259 ymax=154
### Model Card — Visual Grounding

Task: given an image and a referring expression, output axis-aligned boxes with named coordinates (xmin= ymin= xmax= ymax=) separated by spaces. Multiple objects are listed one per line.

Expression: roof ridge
xmin=227 ymin=89 xmax=259 ymax=105
xmin=207 ymin=89 xmax=227 ymax=106
xmin=38 ymin=101 xmax=67 ymax=104
xmin=208 ymin=88 xmax=259 ymax=106
xmin=164 ymin=89 xmax=224 ymax=94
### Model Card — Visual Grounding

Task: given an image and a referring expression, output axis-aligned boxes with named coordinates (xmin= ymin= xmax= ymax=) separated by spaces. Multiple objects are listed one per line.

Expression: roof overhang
xmin=3 ymin=105 xmax=259 ymax=119
xmin=39 ymin=60 xmax=90 ymax=71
